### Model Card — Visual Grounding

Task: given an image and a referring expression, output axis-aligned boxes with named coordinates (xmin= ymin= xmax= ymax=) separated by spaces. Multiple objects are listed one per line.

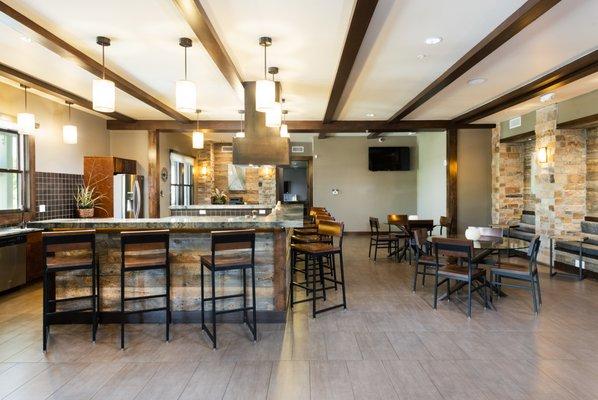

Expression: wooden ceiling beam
xmin=388 ymin=0 xmax=561 ymax=123
xmin=107 ymin=119 xmax=494 ymax=133
xmin=0 ymin=62 xmax=136 ymax=122
xmin=171 ymin=0 xmax=244 ymax=100
xmin=322 ymin=0 xmax=378 ymax=126
xmin=452 ymin=49 xmax=598 ymax=124
xmin=0 ymin=1 xmax=189 ymax=122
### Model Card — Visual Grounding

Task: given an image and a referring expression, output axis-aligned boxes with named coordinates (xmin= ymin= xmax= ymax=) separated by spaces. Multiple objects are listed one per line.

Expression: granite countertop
xmin=28 ymin=205 xmax=304 ymax=230
xmin=170 ymin=204 xmax=275 ymax=210
xmin=0 ymin=227 xmax=42 ymax=239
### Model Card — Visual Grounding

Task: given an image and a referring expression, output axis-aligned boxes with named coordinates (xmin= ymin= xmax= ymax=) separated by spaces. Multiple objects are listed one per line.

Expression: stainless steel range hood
xmin=232 ymin=81 xmax=290 ymax=166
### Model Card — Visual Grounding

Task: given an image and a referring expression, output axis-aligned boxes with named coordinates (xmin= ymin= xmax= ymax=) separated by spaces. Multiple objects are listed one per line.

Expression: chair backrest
xmin=412 ymin=228 xmax=428 ymax=253
xmin=211 ymin=229 xmax=256 ymax=252
xmin=43 ymin=229 xmax=96 ymax=253
xmin=479 ymin=227 xmax=503 ymax=238
xmin=369 ymin=217 xmax=380 ymax=235
xmin=432 ymin=237 xmax=473 ymax=262
xmin=439 ymin=216 xmax=452 ymax=234
xmin=318 ymin=220 xmax=344 ymax=247
xmin=121 ymin=230 xmax=169 ymax=264
xmin=527 ymin=235 xmax=541 ymax=273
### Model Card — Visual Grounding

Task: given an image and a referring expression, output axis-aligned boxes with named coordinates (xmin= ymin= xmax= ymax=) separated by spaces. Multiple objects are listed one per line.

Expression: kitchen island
xmin=28 ymin=204 xmax=303 ymax=322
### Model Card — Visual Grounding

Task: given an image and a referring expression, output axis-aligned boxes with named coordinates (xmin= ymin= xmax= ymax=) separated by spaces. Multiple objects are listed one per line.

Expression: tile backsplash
xmin=36 ymin=172 xmax=83 ymax=220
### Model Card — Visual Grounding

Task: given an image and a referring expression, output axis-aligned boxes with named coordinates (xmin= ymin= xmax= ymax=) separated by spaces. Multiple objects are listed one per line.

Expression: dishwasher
xmin=0 ymin=234 xmax=27 ymax=293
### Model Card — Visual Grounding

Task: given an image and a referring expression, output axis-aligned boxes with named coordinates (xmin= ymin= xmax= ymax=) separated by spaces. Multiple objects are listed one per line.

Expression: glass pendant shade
xmin=17 ymin=112 xmax=35 ymax=134
xmin=265 ymin=101 xmax=282 ymax=127
xmin=255 ymin=79 xmax=275 ymax=112
xmin=192 ymin=131 xmax=204 ymax=149
xmin=176 ymin=80 xmax=197 ymax=112
xmin=63 ymin=124 xmax=78 ymax=144
xmin=235 ymin=131 xmax=245 ymax=138
xmin=92 ymin=79 xmax=115 ymax=112
xmin=279 ymin=123 xmax=289 ymax=138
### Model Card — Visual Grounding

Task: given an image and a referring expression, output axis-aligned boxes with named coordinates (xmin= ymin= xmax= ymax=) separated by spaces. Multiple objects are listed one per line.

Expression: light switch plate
xmin=259 ymin=209 xmax=266 ymax=215
xmin=199 ymin=210 xmax=207 ymax=215
xmin=38 ymin=204 xmax=46 ymax=212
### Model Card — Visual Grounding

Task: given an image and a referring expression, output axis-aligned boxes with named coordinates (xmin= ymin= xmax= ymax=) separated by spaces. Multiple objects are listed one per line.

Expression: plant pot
xmin=77 ymin=208 xmax=94 ymax=218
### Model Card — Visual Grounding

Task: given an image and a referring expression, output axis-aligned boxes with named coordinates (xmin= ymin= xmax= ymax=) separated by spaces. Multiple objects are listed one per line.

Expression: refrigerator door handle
xmin=134 ymin=178 xmax=141 ymax=218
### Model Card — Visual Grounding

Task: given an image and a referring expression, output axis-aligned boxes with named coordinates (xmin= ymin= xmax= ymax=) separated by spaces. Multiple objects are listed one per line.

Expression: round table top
xmin=427 ymin=233 xmax=529 ymax=250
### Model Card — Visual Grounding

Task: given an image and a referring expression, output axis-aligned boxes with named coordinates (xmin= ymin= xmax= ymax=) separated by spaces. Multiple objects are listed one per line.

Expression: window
xmin=170 ymin=151 xmax=194 ymax=206
xmin=0 ymin=129 xmax=29 ymax=212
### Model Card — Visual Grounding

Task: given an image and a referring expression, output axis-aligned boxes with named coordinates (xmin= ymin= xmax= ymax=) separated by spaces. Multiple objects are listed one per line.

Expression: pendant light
xmin=235 ymin=109 xmax=245 ymax=138
xmin=17 ymin=84 xmax=35 ymax=134
xmin=176 ymin=37 xmax=197 ymax=112
xmin=255 ymin=36 xmax=275 ymax=112
xmin=192 ymin=109 xmax=204 ymax=149
xmin=265 ymin=67 xmax=281 ymax=127
xmin=92 ymin=36 xmax=115 ymax=112
xmin=280 ymin=108 xmax=289 ymax=138
xmin=62 ymin=101 xmax=77 ymax=144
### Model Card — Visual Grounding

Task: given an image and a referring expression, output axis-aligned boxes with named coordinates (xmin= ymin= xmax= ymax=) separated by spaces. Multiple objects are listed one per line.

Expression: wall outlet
xmin=258 ymin=209 xmax=266 ymax=215
xmin=38 ymin=204 xmax=46 ymax=212
xmin=199 ymin=209 xmax=207 ymax=215
xmin=574 ymin=259 xmax=586 ymax=269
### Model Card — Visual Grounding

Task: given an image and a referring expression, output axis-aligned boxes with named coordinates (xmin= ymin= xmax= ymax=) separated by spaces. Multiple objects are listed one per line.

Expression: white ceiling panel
xmin=408 ymin=0 xmax=598 ymax=120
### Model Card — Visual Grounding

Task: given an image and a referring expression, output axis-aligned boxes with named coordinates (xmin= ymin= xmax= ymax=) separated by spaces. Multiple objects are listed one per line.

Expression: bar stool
xmin=291 ymin=220 xmax=347 ymax=318
xmin=120 ymin=230 xmax=170 ymax=349
xmin=200 ymin=229 xmax=257 ymax=349
xmin=42 ymin=230 xmax=98 ymax=351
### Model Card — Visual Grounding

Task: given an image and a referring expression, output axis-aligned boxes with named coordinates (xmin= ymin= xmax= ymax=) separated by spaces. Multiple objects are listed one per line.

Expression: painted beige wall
xmin=457 ymin=129 xmax=492 ymax=233
xmin=313 ymin=136 xmax=417 ymax=232
xmin=0 ymin=81 xmax=109 ymax=174
xmin=109 ymin=131 xmax=149 ymax=217
xmin=416 ymin=132 xmax=446 ymax=223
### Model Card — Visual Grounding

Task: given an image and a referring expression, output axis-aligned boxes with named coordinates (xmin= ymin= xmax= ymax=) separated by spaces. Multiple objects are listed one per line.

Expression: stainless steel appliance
xmin=113 ymin=174 xmax=144 ymax=218
xmin=0 ymin=234 xmax=27 ymax=293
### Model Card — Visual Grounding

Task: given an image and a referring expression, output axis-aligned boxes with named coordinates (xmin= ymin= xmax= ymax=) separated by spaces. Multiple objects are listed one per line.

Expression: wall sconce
xmin=537 ymin=147 xmax=548 ymax=163
xmin=200 ymin=165 xmax=209 ymax=176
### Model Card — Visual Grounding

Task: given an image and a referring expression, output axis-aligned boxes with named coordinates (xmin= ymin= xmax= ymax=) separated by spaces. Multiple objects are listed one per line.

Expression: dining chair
xmin=437 ymin=216 xmax=453 ymax=235
xmin=369 ymin=217 xmax=399 ymax=261
xmin=432 ymin=237 xmax=489 ymax=318
xmin=387 ymin=214 xmax=409 ymax=261
xmin=412 ymin=228 xmax=444 ymax=292
xmin=490 ymin=236 xmax=542 ymax=314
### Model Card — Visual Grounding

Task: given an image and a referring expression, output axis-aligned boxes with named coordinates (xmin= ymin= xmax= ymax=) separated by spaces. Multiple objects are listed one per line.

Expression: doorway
xmin=277 ymin=156 xmax=313 ymax=215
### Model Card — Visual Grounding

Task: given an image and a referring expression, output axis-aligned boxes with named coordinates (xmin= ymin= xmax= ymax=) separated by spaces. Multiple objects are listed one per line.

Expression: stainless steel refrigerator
xmin=113 ymin=174 xmax=144 ymax=218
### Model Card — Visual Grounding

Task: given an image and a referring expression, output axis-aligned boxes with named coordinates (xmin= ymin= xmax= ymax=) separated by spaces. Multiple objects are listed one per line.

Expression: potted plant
xmin=74 ymin=185 xmax=106 ymax=218
xmin=210 ymin=188 xmax=228 ymax=205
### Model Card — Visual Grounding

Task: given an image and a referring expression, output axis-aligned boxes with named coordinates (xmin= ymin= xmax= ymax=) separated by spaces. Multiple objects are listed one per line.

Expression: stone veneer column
xmin=534 ymin=105 xmax=586 ymax=261
xmin=491 ymin=125 xmax=524 ymax=224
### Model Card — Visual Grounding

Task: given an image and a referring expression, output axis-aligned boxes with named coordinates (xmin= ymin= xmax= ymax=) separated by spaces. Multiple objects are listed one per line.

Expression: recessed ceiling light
xmin=366 ymin=113 xmax=375 ymax=117
xmin=424 ymin=37 xmax=442 ymax=45
xmin=540 ymin=92 xmax=555 ymax=103
xmin=468 ymin=78 xmax=486 ymax=85
xmin=20 ymin=36 xmax=32 ymax=43
xmin=416 ymin=54 xmax=427 ymax=60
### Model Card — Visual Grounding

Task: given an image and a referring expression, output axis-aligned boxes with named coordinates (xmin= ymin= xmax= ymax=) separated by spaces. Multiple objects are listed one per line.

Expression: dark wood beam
xmin=171 ymin=0 xmax=244 ymax=100
xmin=0 ymin=1 xmax=189 ymax=122
xmin=446 ymin=128 xmax=458 ymax=234
xmin=365 ymin=123 xmax=495 ymax=139
xmin=388 ymin=0 xmax=561 ymax=122
xmin=557 ymin=113 xmax=598 ymax=129
xmin=0 ymin=62 xmax=135 ymax=122
xmin=148 ymin=130 xmax=160 ymax=218
xmin=107 ymin=119 xmax=494 ymax=133
xmin=453 ymin=49 xmax=598 ymax=124
xmin=322 ymin=0 xmax=378 ymax=125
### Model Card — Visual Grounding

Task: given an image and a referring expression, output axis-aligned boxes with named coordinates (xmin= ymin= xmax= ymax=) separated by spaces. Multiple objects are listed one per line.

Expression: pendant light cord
xmin=101 ymin=45 xmax=105 ymax=79
xmin=24 ymin=86 xmax=28 ymax=110
xmin=263 ymin=44 xmax=267 ymax=79
xmin=184 ymin=46 xmax=188 ymax=80
xmin=68 ymin=103 xmax=71 ymax=121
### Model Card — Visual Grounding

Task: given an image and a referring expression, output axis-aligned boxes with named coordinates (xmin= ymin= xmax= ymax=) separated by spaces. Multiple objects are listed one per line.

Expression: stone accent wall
xmin=491 ymin=126 xmax=524 ymax=224
xmin=193 ymin=142 xmax=277 ymax=205
xmin=588 ymin=127 xmax=598 ymax=216
xmin=522 ymin=139 xmax=535 ymax=212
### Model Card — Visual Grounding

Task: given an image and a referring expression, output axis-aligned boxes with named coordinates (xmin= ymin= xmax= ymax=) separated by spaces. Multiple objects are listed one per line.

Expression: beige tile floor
xmin=0 ymin=235 xmax=597 ymax=399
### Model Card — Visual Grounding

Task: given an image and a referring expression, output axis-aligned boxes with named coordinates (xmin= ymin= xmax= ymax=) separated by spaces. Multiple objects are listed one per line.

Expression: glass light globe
xmin=176 ymin=80 xmax=197 ymax=112
xmin=279 ymin=124 xmax=289 ymax=138
xmin=265 ymin=101 xmax=281 ymax=127
xmin=92 ymin=79 xmax=115 ymax=112
xmin=192 ymin=131 xmax=204 ymax=149
xmin=17 ymin=112 xmax=35 ymax=134
xmin=255 ymin=79 xmax=275 ymax=112
xmin=62 ymin=124 xmax=78 ymax=144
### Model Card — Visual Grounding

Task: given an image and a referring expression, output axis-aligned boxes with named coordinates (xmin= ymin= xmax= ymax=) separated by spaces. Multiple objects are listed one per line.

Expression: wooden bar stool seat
xmin=200 ymin=229 xmax=257 ymax=349
xmin=120 ymin=230 xmax=170 ymax=349
xmin=42 ymin=229 xmax=98 ymax=352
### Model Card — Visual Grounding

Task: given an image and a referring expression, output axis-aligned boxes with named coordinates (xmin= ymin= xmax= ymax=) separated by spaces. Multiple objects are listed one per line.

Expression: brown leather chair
xmin=42 ymin=230 xmax=98 ymax=351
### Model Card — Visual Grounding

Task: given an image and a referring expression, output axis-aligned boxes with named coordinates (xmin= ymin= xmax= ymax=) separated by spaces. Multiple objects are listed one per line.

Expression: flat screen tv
xmin=368 ymin=147 xmax=410 ymax=171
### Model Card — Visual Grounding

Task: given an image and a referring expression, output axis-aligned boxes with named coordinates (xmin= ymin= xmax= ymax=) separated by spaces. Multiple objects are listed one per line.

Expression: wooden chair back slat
xmin=432 ymin=237 xmax=473 ymax=258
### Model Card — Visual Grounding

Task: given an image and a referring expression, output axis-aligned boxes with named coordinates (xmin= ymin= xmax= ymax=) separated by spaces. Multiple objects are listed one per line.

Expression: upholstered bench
xmin=509 ymin=212 xmax=536 ymax=242
xmin=553 ymin=220 xmax=598 ymax=280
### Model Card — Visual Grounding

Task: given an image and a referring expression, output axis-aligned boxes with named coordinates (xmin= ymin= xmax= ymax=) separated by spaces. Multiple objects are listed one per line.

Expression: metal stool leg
xmin=166 ymin=263 xmax=170 ymax=342
xmin=211 ymin=269 xmax=217 ymax=349
xmin=200 ymin=262 xmax=205 ymax=328
xmin=120 ymin=267 xmax=125 ymax=350
xmin=251 ymin=264 xmax=257 ymax=341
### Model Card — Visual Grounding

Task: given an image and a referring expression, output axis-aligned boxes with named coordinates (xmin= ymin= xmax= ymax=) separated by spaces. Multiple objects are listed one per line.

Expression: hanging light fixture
xmin=192 ymin=109 xmax=204 ymax=149
xmin=265 ymin=67 xmax=281 ymax=127
xmin=176 ymin=37 xmax=197 ymax=113
xmin=235 ymin=109 xmax=245 ymax=138
xmin=62 ymin=101 xmax=77 ymax=144
xmin=255 ymin=36 xmax=275 ymax=112
xmin=280 ymin=108 xmax=289 ymax=138
xmin=17 ymin=84 xmax=35 ymax=134
xmin=92 ymin=36 xmax=115 ymax=112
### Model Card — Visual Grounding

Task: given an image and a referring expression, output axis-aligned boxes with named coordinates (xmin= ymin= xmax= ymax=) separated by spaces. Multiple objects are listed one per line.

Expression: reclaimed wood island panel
xmin=28 ymin=205 xmax=303 ymax=322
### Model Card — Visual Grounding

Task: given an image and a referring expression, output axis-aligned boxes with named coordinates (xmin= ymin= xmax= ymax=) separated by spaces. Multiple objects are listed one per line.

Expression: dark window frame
xmin=169 ymin=150 xmax=194 ymax=206
xmin=0 ymin=128 xmax=29 ymax=214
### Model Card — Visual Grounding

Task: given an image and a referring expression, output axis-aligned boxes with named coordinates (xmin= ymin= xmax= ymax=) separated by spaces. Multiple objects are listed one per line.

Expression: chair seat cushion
xmin=437 ymin=264 xmax=484 ymax=279
xmin=555 ymin=240 xmax=598 ymax=258
xmin=491 ymin=262 xmax=530 ymax=276
xmin=294 ymin=228 xmax=318 ymax=235
xmin=292 ymin=234 xmax=321 ymax=243
xmin=293 ymin=242 xmax=340 ymax=255
xmin=47 ymin=255 xmax=92 ymax=269
xmin=509 ymin=230 xmax=535 ymax=242
xmin=124 ymin=255 xmax=167 ymax=268
xmin=200 ymin=255 xmax=251 ymax=269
